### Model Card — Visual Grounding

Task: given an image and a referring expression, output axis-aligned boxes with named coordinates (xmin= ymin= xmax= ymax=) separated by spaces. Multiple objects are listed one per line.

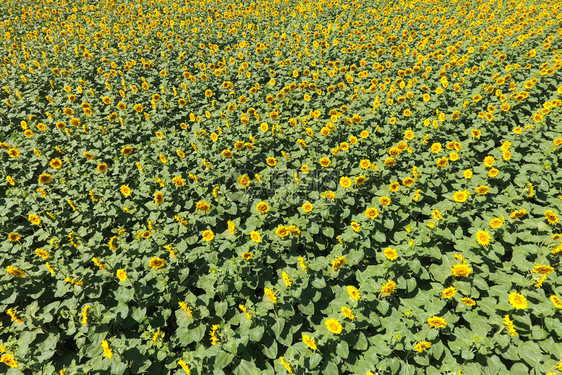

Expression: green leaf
xmin=114 ymin=287 xmax=134 ymax=303
xmin=214 ymin=351 xmax=234 ymax=370
xmin=311 ymin=278 xmax=326 ymax=288
xmin=377 ymin=300 xmax=389 ymax=315
xmin=132 ymin=307 xmax=147 ymax=322
xmin=249 ymin=326 xmax=264 ymax=342
xmin=323 ymin=361 xmax=339 ymax=375
xmin=337 ymin=340 xmax=349 ymax=359
xmin=309 ymin=353 xmax=322 ymax=368
xmin=272 ymin=319 xmax=285 ymax=336
xmin=354 ymin=332 xmax=368 ymax=351
xmin=323 ymin=226 xmax=334 ymax=238
xmin=374 ymin=231 xmax=386 ymax=243
xmin=190 ymin=324 xmax=206 ymax=343
xmin=234 ymin=359 xmax=260 ymax=375
xmin=298 ymin=300 xmax=315 ymax=315
xmin=518 ymin=341 xmax=542 ymax=367
xmin=215 ymin=301 xmax=228 ymax=317
xmin=263 ymin=340 xmax=277 ymax=359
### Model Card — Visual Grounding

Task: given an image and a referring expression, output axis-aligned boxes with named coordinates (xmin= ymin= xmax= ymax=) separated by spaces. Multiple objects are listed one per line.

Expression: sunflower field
xmin=1 ymin=0 xmax=562 ymax=373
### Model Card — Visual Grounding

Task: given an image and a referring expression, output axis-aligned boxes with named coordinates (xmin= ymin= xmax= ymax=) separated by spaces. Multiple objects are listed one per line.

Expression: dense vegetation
xmin=1 ymin=0 xmax=562 ymax=373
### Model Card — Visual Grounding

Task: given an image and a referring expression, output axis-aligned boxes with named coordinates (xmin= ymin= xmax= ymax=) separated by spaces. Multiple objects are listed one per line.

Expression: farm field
xmin=1 ymin=0 xmax=562 ymax=373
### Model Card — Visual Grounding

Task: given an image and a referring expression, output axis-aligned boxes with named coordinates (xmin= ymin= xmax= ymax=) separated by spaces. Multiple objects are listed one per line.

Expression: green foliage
xmin=1 ymin=0 xmax=562 ymax=374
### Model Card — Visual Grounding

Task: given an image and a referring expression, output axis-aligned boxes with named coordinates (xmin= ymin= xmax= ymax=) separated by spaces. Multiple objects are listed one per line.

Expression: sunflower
xmin=172 ymin=176 xmax=185 ymax=187
xmin=341 ymin=306 xmax=355 ymax=320
xmin=196 ymin=201 xmax=211 ymax=212
xmin=403 ymin=177 xmax=415 ymax=186
xmin=35 ymin=249 xmax=49 ymax=259
xmin=325 ymin=318 xmax=343 ymax=334
xmin=274 ymin=226 xmax=288 ymax=237
xmin=380 ymin=196 xmax=391 ymax=206
xmin=241 ymin=252 xmax=253 ymax=260
xmin=432 ymin=210 xmax=443 ymax=221
xmin=38 ymin=173 xmax=52 ymax=184
xmin=511 ymin=209 xmax=527 ymax=219
xmin=264 ymin=287 xmax=277 ymax=303
xmin=255 ymin=202 xmax=270 ymax=214
xmin=442 ymin=286 xmax=457 ymax=299
xmin=8 ymin=232 xmax=21 ymax=242
xmin=120 ymin=185 xmax=131 ymax=197
xmin=532 ymin=265 xmax=554 ymax=274
xmin=116 ymin=269 xmax=127 ymax=282
xmin=202 ymin=230 xmax=215 ymax=242
xmin=544 ymin=210 xmax=559 ymax=224
xmin=413 ymin=341 xmax=432 ymax=353
xmin=6 ymin=266 xmax=25 ymax=278
xmin=154 ymin=192 xmax=163 ymax=205
xmin=550 ymin=295 xmax=562 ymax=308
xmin=427 ymin=316 xmax=447 ymax=328
xmin=148 ymin=257 xmax=165 ymax=269
xmin=360 ymin=159 xmax=371 ymax=169
xmin=451 ymin=264 xmax=472 ymax=277
xmin=508 ymin=292 xmax=527 ymax=309
xmin=302 ymin=334 xmax=317 ymax=351
xmin=380 ymin=280 xmax=397 ymax=296
xmin=384 ymin=157 xmax=396 ymax=166
xmin=121 ymin=146 xmax=133 ymax=155
xmin=475 ymin=186 xmax=490 ymax=195
xmin=8 ymin=148 xmax=20 ymax=158
xmin=484 ymin=156 xmax=495 ymax=168
xmin=489 ymin=168 xmax=499 ymax=178
xmin=365 ymin=207 xmax=379 ymax=219
xmin=28 ymin=214 xmax=41 ymax=225
xmin=331 ymin=256 xmax=346 ymax=270
xmin=97 ymin=163 xmax=108 ymax=173
xmin=384 ymin=247 xmax=398 ymax=260
xmin=266 ymin=157 xmax=277 ymax=166
xmin=475 ymin=230 xmax=491 ymax=246
xmin=319 ymin=157 xmax=331 ymax=167
xmin=302 ymin=201 xmax=313 ymax=213
xmin=339 ymin=176 xmax=352 ymax=188
xmin=452 ymin=190 xmax=470 ymax=203
xmin=347 ymin=286 xmax=361 ymax=301
xmin=489 ymin=217 xmax=504 ymax=229
xmin=237 ymin=174 xmax=250 ymax=188
xmin=436 ymin=157 xmax=448 ymax=167
xmin=250 ymin=231 xmax=261 ymax=243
